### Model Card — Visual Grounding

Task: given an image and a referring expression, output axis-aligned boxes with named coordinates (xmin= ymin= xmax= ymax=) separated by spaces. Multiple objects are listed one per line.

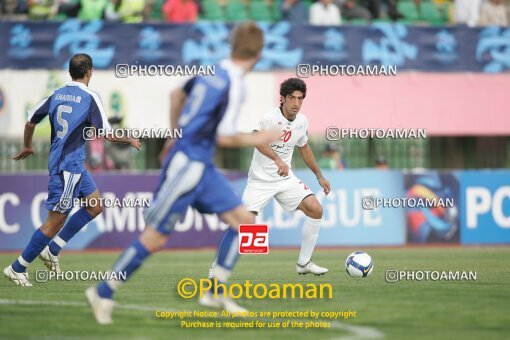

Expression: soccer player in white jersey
xmin=243 ymin=78 xmax=331 ymax=275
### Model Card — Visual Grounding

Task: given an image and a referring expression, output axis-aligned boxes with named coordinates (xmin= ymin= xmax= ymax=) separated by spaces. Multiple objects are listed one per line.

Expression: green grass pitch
xmin=1 ymin=247 xmax=509 ymax=339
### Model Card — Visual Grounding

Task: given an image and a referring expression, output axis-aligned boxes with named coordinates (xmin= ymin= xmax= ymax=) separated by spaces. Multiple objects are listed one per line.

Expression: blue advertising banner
xmin=460 ymin=170 xmax=510 ymax=244
xmin=0 ymin=170 xmax=406 ymax=250
xmin=0 ymin=20 xmax=509 ymax=72
xmin=1 ymin=169 xmax=509 ymax=250
xmin=0 ymin=173 xmax=232 ymax=250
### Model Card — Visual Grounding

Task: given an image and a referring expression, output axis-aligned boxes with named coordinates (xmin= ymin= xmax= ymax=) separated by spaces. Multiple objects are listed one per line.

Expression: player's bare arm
xmin=217 ymin=129 xmax=280 ymax=148
xmin=298 ymin=143 xmax=331 ymax=195
xmin=105 ymin=134 xmax=141 ymax=150
xmin=13 ymin=122 xmax=37 ymax=160
xmin=255 ymin=142 xmax=289 ymax=177
xmin=159 ymin=87 xmax=187 ymax=163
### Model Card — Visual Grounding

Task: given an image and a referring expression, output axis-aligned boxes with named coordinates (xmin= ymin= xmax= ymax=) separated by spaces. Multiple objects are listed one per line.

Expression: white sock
xmin=298 ymin=217 xmax=322 ymax=266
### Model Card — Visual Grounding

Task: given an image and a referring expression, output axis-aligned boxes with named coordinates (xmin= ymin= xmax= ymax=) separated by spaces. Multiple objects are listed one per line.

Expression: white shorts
xmin=242 ymin=176 xmax=314 ymax=213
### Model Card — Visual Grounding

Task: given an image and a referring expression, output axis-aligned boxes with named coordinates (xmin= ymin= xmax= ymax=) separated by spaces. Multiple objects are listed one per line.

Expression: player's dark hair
xmin=280 ymin=78 xmax=307 ymax=99
xmin=69 ymin=54 xmax=93 ymax=80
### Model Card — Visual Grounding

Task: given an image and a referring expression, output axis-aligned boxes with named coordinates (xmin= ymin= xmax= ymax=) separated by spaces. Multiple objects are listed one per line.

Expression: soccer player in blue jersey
xmin=86 ymin=22 xmax=279 ymax=324
xmin=3 ymin=54 xmax=141 ymax=286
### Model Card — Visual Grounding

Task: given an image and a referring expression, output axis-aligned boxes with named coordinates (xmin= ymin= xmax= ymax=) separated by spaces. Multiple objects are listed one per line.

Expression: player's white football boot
xmin=39 ymin=246 xmax=62 ymax=273
xmin=199 ymin=291 xmax=248 ymax=313
xmin=296 ymin=260 xmax=329 ymax=276
xmin=85 ymin=286 xmax=115 ymax=325
xmin=3 ymin=265 xmax=33 ymax=287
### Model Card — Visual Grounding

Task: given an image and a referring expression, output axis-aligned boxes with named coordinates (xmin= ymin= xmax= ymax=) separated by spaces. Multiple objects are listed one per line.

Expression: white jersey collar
xmin=66 ymin=81 xmax=88 ymax=89
xmin=220 ymin=59 xmax=244 ymax=77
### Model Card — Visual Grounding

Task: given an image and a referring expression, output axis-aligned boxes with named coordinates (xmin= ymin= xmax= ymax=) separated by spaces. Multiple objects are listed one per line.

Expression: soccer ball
xmin=345 ymin=251 xmax=374 ymax=277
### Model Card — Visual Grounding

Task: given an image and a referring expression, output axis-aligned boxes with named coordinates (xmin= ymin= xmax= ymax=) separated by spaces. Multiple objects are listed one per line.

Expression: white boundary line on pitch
xmin=0 ymin=299 xmax=384 ymax=339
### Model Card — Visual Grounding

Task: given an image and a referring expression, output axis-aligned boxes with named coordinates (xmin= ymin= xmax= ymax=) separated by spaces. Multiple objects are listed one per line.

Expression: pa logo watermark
xmin=238 ymin=224 xmax=269 ymax=254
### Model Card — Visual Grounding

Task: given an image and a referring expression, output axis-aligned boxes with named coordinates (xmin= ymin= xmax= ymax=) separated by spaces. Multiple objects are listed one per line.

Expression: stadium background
xmin=1 ymin=7 xmax=509 ymax=249
xmin=0 ymin=2 xmax=509 ymax=339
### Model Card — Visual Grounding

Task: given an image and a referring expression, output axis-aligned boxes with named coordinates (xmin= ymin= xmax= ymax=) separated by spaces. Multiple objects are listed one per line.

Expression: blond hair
xmin=230 ymin=22 xmax=264 ymax=60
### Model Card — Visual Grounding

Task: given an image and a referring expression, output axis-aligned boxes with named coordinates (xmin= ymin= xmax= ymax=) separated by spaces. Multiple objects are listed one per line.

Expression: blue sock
xmin=12 ymin=229 xmax=51 ymax=273
xmin=97 ymin=239 xmax=150 ymax=299
xmin=209 ymin=227 xmax=239 ymax=293
xmin=216 ymin=227 xmax=239 ymax=270
xmin=48 ymin=208 xmax=94 ymax=256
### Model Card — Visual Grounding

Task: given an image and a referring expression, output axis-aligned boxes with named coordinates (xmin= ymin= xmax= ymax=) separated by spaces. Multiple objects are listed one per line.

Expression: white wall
xmin=0 ymin=70 xmax=277 ymax=138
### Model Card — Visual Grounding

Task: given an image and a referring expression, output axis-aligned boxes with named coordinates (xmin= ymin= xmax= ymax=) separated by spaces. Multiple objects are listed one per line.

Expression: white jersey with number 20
xmin=248 ymin=107 xmax=309 ymax=182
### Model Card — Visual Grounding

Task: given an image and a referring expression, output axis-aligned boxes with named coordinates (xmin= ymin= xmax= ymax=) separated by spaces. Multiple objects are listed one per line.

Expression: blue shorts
xmin=143 ymin=150 xmax=243 ymax=234
xmin=46 ymin=170 xmax=97 ymax=214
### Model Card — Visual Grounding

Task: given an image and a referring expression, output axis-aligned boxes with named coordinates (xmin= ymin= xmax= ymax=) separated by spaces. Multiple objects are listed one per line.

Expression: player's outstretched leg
xmin=4 ymin=211 xmax=67 ymax=286
xmin=200 ymin=207 xmax=253 ymax=313
xmin=43 ymin=190 xmax=103 ymax=272
xmin=86 ymin=227 xmax=163 ymax=325
xmin=296 ymin=197 xmax=328 ymax=276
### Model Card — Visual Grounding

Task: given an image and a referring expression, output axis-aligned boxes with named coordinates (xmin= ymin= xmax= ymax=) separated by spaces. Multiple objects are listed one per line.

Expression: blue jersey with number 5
xmin=172 ymin=59 xmax=245 ymax=164
xmin=27 ymin=81 xmax=112 ymax=175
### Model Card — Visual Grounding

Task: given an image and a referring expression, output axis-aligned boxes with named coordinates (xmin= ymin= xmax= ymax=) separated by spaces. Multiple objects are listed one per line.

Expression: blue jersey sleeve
xmin=88 ymin=92 xmax=112 ymax=131
xmin=27 ymin=96 xmax=52 ymax=124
